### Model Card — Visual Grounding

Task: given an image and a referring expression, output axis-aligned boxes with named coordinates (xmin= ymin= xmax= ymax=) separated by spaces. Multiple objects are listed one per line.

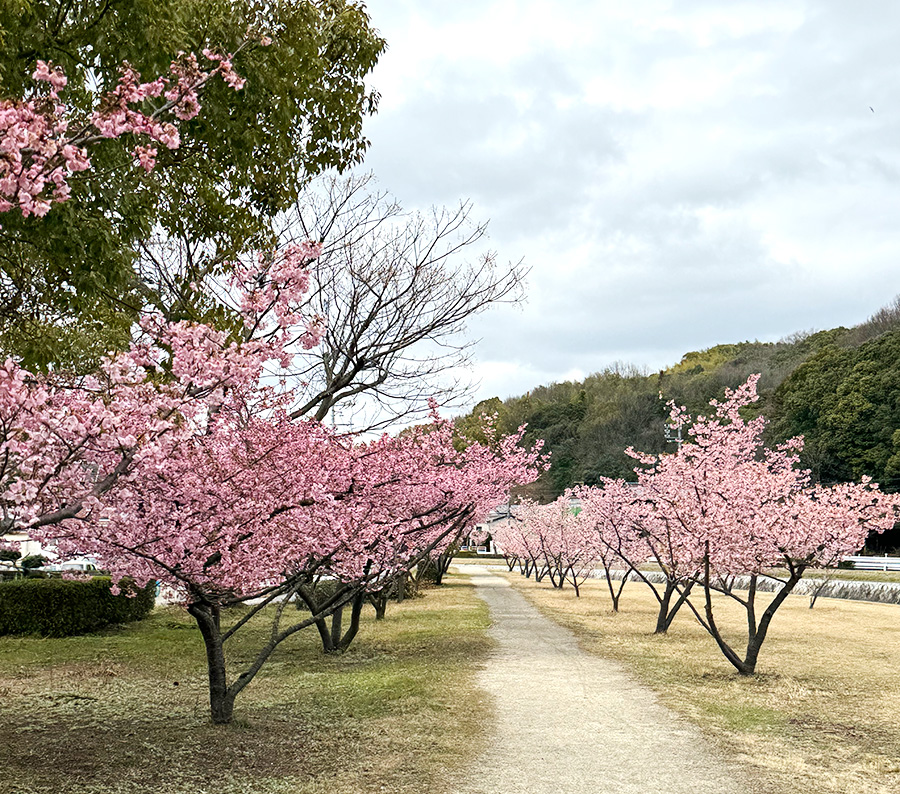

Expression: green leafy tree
xmin=0 ymin=0 xmax=385 ymax=369
xmin=772 ymin=330 xmax=900 ymax=488
xmin=454 ymin=397 xmax=506 ymax=450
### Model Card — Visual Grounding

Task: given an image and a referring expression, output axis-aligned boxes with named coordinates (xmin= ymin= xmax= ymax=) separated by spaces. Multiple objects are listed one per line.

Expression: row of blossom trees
xmin=0 ymin=19 xmax=557 ymax=738
xmin=1 ymin=41 xmax=547 ymax=724
xmin=493 ymin=376 xmax=899 ymax=675
xmin=497 ymin=497 xmax=595 ymax=596
xmin=0 ymin=236 xmax=545 ymax=723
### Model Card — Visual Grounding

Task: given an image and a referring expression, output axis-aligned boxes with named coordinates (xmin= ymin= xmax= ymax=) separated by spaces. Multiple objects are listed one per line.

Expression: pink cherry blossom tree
xmin=626 ymin=375 xmax=900 ymax=674
xmin=574 ymin=481 xmax=647 ymax=613
xmin=579 ymin=474 xmax=702 ymax=632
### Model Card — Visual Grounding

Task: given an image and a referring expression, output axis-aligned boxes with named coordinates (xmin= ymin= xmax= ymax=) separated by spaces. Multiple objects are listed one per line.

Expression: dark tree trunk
xmin=738 ymin=571 xmax=802 ymax=674
xmin=434 ymin=551 xmax=454 ymax=585
xmin=313 ymin=612 xmax=336 ymax=652
xmin=331 ymin=601 xmax=344 ymax=643
xmin=568 ymin=567 xmax=581 ymax=597
xmin=555 ymin=561 xmax=566 ymax=590
xmin=654 ymin=579 xmax=693 ymax=634
xmin=654 ymin=580 xmax=674 ymax=633
xmin=808 ymin=574 xmax=831 ymax=609
xmin=188 ymin=601 xmax=235 ymax=724
xmin=547 ymin=562 xmax=560 ymax=588
xmin=602 ymin=565 xmax=629 ymax=612
xmin=183 ymin=576 xmax=374 ymax=725
xmin=303 ymin=588 xmax=367 ymax=653
xmin=332 ymin=591 xmax=365 ymax=652
xmin=699 ymin=566 xmax=753 ymax=674
xmin=695 ymin=554 xmax=805 ymax=676
xmin=395 ymin=571 xmax=408 ymax=603
xmin=412 ymin=559 xmax=431 ymax=589
xmin=368 ymin=590 xmax=389 ymax=620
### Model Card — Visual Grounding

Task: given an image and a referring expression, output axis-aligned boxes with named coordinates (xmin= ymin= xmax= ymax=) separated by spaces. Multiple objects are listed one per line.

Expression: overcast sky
xmin=359 ymin=0 xmax=900 ymax=407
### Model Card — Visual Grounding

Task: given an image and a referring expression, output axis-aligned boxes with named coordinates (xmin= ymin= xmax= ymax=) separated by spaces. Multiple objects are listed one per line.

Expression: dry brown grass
xmin=0 ymin=574 xmax=491 ymax=794
xmin=502 ymin=570 xmax=900 ymax=794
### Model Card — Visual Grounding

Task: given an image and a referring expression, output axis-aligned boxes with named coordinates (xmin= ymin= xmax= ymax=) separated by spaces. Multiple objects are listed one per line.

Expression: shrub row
xmin=0 ymin=577 xmax=155 ymax=637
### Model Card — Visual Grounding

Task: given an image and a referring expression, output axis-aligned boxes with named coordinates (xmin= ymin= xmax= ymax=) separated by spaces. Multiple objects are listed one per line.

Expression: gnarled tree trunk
xmin=299 ymin=586 xmax=366 ymax=653
xmin=652 ymin=578 xmax=693 ymax=634
xmin=187 ymin=601 xmax=236 ymax=724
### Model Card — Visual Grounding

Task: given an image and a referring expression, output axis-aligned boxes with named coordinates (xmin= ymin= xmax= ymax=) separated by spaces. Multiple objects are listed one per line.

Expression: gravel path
xmin=456 ymin=565 xmax=748 ymax=794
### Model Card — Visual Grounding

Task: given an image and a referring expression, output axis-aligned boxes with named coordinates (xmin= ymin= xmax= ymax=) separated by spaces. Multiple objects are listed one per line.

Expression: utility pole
xmin=664 ymin=421 xmax=683 ymax=452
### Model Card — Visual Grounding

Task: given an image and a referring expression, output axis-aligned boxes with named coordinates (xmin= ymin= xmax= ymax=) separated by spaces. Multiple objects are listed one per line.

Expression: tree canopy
xmin=0 ymin=0 xmax=385 ymax=370
xmin=772 ymin=328 xmax=900 ymax=488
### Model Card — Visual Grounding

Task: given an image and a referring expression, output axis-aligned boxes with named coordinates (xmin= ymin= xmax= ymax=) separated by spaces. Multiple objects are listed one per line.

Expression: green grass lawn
xmin=0 ymin=575 xmax=492 ymax=794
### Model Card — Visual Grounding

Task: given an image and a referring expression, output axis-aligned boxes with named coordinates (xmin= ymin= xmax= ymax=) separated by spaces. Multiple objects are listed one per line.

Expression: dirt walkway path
xmin=456 ymin=565 xmax=748 ymax=794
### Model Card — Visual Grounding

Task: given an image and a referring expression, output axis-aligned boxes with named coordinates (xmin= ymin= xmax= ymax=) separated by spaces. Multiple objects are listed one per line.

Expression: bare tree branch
xmin=278 ymin=172 xmax=528 ymax=431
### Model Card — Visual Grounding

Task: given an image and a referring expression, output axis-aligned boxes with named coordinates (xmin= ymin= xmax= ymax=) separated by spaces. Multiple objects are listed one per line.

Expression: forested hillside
xmin=458 ymin=297 xmax=900 ymax=500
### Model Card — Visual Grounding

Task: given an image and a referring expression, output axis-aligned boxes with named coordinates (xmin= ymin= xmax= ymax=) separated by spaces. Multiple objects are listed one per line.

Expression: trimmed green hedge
xmin=0 ymin=577 xmax=155 ymax=637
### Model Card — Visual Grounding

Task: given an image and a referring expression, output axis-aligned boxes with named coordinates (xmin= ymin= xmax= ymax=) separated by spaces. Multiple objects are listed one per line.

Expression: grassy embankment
xmin=811 ymin=567 xmax=900 ymax=583
xmin=498 ymin=567 xmax=900 ymax=794
xmin=0 ymin=574 xmax=491 ymax=794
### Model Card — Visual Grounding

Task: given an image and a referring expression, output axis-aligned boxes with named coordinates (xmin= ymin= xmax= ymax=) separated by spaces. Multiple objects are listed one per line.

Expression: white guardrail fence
xmin=843 ymin=555 xmax=900 ymax=572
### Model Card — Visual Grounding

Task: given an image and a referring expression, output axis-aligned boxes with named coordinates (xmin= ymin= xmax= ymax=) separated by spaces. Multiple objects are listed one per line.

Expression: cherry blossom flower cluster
xmin=229 ymin=241 xmax=327 ymax=356
xmin=37 ymin=396 xmax=545 ymax=604
xmin=0 ymin=241 xmax=323 ymax=535
xmin=0 ymin=62 xmax=86 ymax=216
xmin=0 ymin=337 xmax=254 ymax=530
xmin=0 ymin=46 xmax=248 ymax=218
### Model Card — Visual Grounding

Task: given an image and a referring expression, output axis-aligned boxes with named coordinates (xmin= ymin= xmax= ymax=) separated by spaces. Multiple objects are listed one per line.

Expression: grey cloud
xmin=360 ymin=1 xmax=900 ymax=405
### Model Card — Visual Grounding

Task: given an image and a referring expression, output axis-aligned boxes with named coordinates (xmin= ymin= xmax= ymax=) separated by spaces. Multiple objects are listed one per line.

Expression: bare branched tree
xmin=127 ymin=173 xmax=526 ymax=432
xmin=277 ymin=173 xmax=527 ymax=431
